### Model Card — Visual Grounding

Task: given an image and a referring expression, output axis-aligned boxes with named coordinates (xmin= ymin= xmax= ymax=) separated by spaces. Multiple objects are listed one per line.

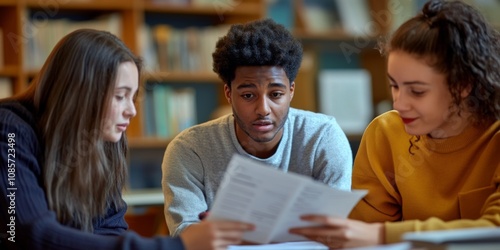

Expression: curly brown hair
xmin=380 ymin=0 xmax=500 ymax=126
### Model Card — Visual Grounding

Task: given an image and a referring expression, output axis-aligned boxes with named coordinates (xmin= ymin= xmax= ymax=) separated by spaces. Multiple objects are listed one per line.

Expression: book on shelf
xmin=266 ymin=0 xmax=294 ymax=30
xmin=152 ymin=84 xmax=172 ymax=138
xmin=403 ymin=227 xmax=500 ymax=250
xmin=0 ymin=78 xmax=12 ymax=99
xmin=152 ymin=24 xmax=172 ymax=72
xmin=142 ymin=87 xmax=157 ymax=137
xmin=207 ymin=154 xmax=367 ymax=244
xmin=388 ymin=0 xmax=418 ymax=32
xmin=300 ymin=0 xmax=342 ymax=33
xmin=148 ymin=24 xmax=229 ymax=73
xmin=334 ymin=0 xmax=372 ymax=36
xmin=318 ymin=69 xmax=372 ymax=135
xmin=143 ymin=84 xmax=197 ymax=138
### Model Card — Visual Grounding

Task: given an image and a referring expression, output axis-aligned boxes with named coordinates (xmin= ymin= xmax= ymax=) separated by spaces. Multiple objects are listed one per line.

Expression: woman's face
xmin=102 ymin=61 xmax=138 ymax=142
xmin=387 ymin=50 xmax=469 ymax=138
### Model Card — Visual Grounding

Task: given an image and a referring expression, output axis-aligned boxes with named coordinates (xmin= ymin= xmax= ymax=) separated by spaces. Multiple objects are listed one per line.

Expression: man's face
xmin=225 ymin=66 xmax=294 ymax=157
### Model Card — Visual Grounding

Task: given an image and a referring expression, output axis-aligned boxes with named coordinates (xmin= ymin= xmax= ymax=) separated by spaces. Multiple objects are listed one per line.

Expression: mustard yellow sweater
xmin=349 ymin=110 xmax=500 ymax=243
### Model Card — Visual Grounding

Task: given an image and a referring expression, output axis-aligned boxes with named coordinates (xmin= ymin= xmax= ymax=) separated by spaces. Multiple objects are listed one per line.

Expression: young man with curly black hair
xmin=161 ymin=19 xmax=353 ymax=237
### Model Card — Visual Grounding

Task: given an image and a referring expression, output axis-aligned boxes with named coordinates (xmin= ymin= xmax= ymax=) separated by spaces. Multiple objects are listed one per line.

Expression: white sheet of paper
xmin=228 ymin=242 xmax=411 ymax=250
xmin=207 ymin=154 xmax=367 ymax=244
xmin=228 ymin=241 xmax=328 ymax=250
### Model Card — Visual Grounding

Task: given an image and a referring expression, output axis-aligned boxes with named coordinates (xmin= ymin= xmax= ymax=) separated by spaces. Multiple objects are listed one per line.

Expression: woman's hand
xmin=180 ymin=220 xmax=254 ymax=250
xmin=289 ymin=215 xmax=384 ymax=249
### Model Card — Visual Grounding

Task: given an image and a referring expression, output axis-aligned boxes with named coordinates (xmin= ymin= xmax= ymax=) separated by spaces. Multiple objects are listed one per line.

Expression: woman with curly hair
xmin=290 ymin=0 xmax=500 ymax=248
xmin=162 ymin=18 xmax=353 ymax=237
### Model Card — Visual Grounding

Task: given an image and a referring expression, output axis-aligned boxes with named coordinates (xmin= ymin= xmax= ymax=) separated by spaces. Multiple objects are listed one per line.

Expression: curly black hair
xmin=380 ymin=0 xmax=500 ymax=126
xmin=212 ymin=18 xmax=303 ymax=87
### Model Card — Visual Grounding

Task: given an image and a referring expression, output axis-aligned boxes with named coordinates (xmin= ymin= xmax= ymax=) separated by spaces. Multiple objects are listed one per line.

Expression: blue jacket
xmin=0 ymin=100 xmax=183 ymax=250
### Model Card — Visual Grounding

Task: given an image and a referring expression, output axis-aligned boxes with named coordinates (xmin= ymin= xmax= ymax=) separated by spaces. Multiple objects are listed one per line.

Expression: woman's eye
xmin=389 ymin=84 xmax=398 ymax=89
xmin=115 ymin=95 xmax=125 ymax=101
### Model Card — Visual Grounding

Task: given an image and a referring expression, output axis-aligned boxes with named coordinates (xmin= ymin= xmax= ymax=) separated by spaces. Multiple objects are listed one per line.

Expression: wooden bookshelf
xmin=0 ymin=0 xmax=266 ymax=142
xmin=145 ymin=71 xmax=221 ymax=83
xmin=0 ymin=0 xmax=400 ymax=146
xmin=25 ymin=0 xmax=136 ymax=10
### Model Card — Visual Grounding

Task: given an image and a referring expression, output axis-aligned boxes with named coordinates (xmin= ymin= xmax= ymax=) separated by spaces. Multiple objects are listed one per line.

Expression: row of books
xmin=23 ymin=10 xmax=229 ymax=74
xmin=140 ymin=24 xmax=229 ymax=73
xmin=24 ymin=13 xmax=121 ymax=70
xmin=141 ymin=85 xmax=197 ymax=138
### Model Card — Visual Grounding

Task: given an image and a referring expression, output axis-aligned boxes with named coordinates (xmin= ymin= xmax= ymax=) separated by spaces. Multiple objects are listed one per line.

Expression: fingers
xmin=288 ymin=216 xmax=351 ymax=249
xmin=181 ymin=221 xmax=254 ymax=250
xmin=288 ymin=216 xmax=348 ymax=235
xmin=289 ymin=227 xmax=346 ymax=249
xmin=299 ymin=215 xmax=348 ymax=227
xmin=289 ymin=226 xmax=344 ymax=239
xmin=210 ymin=222 xmax=254 ymax=249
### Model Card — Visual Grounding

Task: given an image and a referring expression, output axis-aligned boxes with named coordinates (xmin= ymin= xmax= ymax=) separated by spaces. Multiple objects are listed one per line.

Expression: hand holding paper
xmin=207 ymin=154 xmax=367 ymax=244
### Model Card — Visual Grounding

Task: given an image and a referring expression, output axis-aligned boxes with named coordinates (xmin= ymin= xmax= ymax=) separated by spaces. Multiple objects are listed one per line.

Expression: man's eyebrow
xmin=236 ymin=83 xmax=257 ymax=90
xmin=268 ymin=82 xmax=287 ymax=89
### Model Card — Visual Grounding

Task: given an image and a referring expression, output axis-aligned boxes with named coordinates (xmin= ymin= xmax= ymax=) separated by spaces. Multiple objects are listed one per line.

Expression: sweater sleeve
xmin=162 ymin=134 xmax=206 ymax=237
xmin=349 ymin=113 xmax=404 ymax=223
xmin=0 ymin=106 xmax=185 ymax=250
xmin=312 ymin=117 xmax=353 ymax=191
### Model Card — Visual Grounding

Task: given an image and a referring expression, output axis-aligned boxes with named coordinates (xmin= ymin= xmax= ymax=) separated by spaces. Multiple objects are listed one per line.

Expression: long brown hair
xmin=18 ymin=29 xmax=142 ymax=231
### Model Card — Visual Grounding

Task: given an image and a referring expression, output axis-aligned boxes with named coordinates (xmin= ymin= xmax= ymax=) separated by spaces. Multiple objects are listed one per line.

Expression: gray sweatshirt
xmin=162 ymin=108 xmax=352 ymax=236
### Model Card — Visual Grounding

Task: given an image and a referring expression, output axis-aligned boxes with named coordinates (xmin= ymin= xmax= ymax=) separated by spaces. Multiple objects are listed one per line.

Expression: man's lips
xmin=253 ymin=121 xmax=273 ymax=131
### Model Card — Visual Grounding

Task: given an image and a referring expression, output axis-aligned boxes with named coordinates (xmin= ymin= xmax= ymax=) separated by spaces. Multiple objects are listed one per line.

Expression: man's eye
xmin=242 ymin=94 xmax=253 ymax=99
xmin=271 ymin=92 xmax=284 ymax=98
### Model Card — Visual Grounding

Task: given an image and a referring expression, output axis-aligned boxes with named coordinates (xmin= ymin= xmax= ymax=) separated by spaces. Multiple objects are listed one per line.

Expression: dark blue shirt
xmin=0 ymin=100 xmax=184 ymax=250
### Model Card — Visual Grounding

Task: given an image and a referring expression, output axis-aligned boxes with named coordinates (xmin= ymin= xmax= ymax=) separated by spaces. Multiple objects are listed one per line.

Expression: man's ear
xmin=224 ymin=84 xmax=231 ymax=103
xmin=290 ymin=81 xmax=295 ymax=100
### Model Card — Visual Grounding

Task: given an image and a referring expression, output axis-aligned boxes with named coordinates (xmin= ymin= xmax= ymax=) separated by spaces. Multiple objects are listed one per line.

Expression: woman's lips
xmin=401 ymin=117 xmax=416 ymax=124
xmin=116 ymin=124 xmax=128 ymax=131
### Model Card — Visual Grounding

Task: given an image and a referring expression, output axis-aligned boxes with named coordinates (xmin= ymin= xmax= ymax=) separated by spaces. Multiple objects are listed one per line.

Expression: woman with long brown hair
xmin=0 ymin=29 xmax=252 ymax=250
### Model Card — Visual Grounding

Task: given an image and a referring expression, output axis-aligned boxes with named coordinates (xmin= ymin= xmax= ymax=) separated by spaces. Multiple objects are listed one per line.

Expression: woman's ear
xmin=461 ymin=83 xmax=472 ymax=98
